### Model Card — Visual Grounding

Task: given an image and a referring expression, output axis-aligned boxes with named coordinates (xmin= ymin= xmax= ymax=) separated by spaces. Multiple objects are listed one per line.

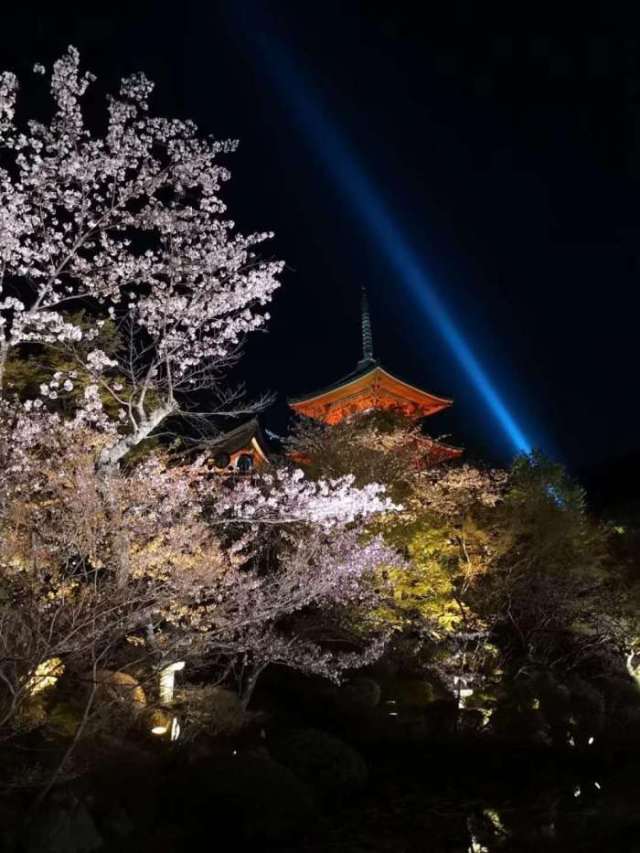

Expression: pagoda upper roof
xmin=289 ymin=358 xmax=454 ymax=425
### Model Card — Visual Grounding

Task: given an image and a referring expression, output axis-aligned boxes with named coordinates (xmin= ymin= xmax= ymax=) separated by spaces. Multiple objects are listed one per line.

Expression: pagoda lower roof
xmin=415 ymin=434 xmax=463 ymax=465
xmin=289 ymin=360 xmax=453 ymax=424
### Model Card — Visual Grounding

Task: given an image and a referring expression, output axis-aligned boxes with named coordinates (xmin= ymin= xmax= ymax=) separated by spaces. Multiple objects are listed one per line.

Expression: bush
xmin=23 ymin=795 xmax=103 ymax=853
xmin=423 ymin=698 xmax=458 ymax=736
xmin=47 ymin=702 xmax=82 ymax=738
xmin=335 ymin=677 xmax=381 ymax=715
xmin=490 ymin=701 xmax=550 ymax=745
xmin=567 ymin=676 xmax=605 ymax=746
xmin=600 ymin=675 xmax=640 ymax=716
xmin=172 ymin=754 xmax=316 ymax=842
xmin=271 ymin=728 xmax=368 ymax=797
xmin=174 ymin=685 xmax=247 ymax=740
xmin=385 ymin=678 xmax=436 ymax=709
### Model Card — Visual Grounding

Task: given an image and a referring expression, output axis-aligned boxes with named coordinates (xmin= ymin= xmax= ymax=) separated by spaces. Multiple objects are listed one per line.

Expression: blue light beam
xmin=241 ymin=19 xmax=535 ymax=456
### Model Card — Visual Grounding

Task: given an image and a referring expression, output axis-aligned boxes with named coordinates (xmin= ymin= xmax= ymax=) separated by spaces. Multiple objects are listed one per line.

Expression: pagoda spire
xmin=359 ymin=286 xmax=375 ymax=365
xmin=289 ymin=282 xmax=459 ymax=453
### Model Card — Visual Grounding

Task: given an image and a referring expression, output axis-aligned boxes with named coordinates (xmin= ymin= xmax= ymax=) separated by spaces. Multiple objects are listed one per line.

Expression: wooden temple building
xmin=202 ymin=417 xmax=272 ymax=474
xmin=204 ymin=288 xmax=461 ymax=473
xmin=289 ymin=289 xmax=461 ymax=465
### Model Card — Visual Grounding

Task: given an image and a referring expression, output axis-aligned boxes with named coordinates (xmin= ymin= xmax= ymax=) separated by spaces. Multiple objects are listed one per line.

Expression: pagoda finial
xmin=360 ymin=286 xmax=374 ymax=364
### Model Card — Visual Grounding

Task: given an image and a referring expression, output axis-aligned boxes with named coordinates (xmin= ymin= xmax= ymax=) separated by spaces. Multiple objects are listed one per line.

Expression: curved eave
xmin=250 ymin=435 xmax=271 ymax=466
xmin=376 ymin=366 xmax=453 ymax=408
xmin=289 ymin=364 xmax=453 ymax=413
xmin=288 ymin=365 xmax=379 ymax=406
xmin=205 ymin=417 xmax=273 ymax=465
xmin=426 ymin=440 xmax=464 ymax=460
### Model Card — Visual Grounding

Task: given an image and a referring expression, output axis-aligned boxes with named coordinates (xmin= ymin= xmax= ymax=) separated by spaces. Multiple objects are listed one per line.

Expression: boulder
xmin=94 ymin=670 xmax=146 ymax=709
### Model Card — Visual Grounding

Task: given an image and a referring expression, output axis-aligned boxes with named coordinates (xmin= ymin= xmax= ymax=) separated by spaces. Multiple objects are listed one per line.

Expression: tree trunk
xmin=96 ymin=403 xmax=176 ymax=470
xmin=97 ymin=464 xmax=130 ymax=587
xmin=239 ymin=663 xmax=266 ymax=711
xmin=94 ymin=402 xmax=175 ymax=586
xmin=0 ymin=338 xmax=8 ymax=395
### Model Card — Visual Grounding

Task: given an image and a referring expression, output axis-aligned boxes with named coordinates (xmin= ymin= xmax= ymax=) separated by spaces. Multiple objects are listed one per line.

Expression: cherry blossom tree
xmin=0 ymin=46 xmax=282 ymax=467
xmin=0 ymin=415 xmax=399 ymax=730
xmin=0 ymin=59 xmax=412 ymax=802
xmin=0 ymin=50 xmax=402 ymax=758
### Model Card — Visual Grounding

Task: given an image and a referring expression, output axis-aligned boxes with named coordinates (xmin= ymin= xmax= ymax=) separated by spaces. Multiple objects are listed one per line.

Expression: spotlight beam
xmin=239 ymin=15 xmax=535 ymax=456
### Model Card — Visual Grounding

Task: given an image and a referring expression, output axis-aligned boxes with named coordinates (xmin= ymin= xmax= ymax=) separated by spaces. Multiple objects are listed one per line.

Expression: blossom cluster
xmin=215 ymin=467 xmax=399 ymax=528
xmin=416 ymin=464 xmax=508 ymax=520
xmin=0 ymin=47 xmax=283 ymax=465
xmin=0 ymin=49 xmax=401 ymax=706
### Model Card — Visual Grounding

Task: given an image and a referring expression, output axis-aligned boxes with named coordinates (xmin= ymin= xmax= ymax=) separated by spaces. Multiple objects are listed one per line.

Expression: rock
xmin=94 ymin=670 xmax=146 ymax=709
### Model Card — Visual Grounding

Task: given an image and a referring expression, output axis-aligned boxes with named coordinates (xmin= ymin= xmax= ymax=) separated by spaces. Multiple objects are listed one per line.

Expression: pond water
xmin=280 ymin=752 xmax=640 ymax=852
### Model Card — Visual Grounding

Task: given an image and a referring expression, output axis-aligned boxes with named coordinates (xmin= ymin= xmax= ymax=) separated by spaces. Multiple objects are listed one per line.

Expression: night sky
xmin=4 ymin=2 xmax=640 ymax=497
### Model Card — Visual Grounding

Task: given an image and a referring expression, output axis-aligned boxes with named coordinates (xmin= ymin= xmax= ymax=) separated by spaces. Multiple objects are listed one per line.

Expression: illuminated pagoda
xmin=289 ymin=288 xmax=462 ymax=465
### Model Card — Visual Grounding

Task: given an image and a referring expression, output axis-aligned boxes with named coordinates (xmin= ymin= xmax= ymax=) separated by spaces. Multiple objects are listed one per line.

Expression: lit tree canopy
xmin=0 ymin=51 xmax=403 ymax=736
xmin=0 ymin=47 xmax=283 ymax=467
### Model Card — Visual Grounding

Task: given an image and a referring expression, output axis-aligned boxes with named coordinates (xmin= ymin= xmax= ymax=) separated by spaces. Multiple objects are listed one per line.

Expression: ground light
xmin=159 ymin=660 xmax=185 ymax=705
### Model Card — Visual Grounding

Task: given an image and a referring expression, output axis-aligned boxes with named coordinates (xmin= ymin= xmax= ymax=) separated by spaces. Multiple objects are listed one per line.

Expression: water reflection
xmin=305 ymin=765 xmax=640 ymax=853
xmin=412 ymin=770 xmax=638 ymax=852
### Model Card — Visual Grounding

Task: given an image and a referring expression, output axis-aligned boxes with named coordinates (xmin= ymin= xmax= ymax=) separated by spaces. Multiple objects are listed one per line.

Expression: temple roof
xmin=289 ymin=360 xmax=453 ymax=424
xmin=289 ymin=287 xmax=455 ymax=425
xmin=203 ymin=417 xmax=272 ymax=466
xmin=415 ymin=433 xmax=463 ymax=464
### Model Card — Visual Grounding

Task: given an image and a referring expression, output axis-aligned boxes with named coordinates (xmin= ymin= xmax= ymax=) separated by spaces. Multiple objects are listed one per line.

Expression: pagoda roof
xmin=289 ymin=359 xmax=453 ymax=425
xmin=415 ymin=434 xmax=463 ymax=465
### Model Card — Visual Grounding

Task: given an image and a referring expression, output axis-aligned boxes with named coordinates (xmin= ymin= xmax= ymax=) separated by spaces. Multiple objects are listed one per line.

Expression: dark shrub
xmin=387 ymin=678 xmax=435 ymax=709
xmin=491 ymin=701 xmax=550 ymax=745
xmin=337 ymin=677 xmax=381 ymax=713
xmin=171 ymin=754 xmax=316 ymax=843
xmin=566 ymin=676 xmax=605 ymax=747
xmin=23 ymin=795 xmax=103 ymax=853
xmin=423 ymin=698 xmax=458 ymax=736
xmin=271 ymin=728 xmax=368 ymax=798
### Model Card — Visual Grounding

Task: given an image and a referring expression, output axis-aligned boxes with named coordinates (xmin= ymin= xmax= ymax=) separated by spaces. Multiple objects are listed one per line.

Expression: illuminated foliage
xmin=477 ymin=452 xmax=611 ymax=665
xmin=289 ymin=412 xmax=506 ymax=638
xmin=0 ymin=50 xmax=402 ymax=762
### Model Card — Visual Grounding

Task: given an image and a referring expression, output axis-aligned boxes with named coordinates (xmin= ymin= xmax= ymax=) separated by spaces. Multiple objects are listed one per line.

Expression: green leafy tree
xmin=288 ymin=413 xmax=506 ymax=638
xmin=477 ymin=453 xmax=611 ymax=669
xmin=289 ymin=418 xmax=622 ymax=720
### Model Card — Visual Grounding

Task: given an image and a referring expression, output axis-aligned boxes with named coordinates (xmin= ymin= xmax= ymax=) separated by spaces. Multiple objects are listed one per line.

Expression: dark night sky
xmin=4 ymin=2 xmax=640 ymax=495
